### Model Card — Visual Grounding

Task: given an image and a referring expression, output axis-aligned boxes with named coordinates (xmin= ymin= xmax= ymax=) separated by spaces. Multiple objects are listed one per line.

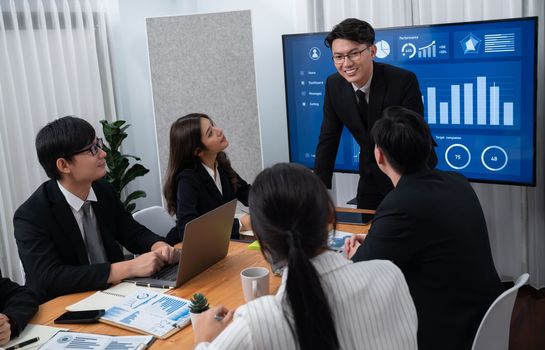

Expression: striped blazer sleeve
xmin=194 ymin=314 xmax=254 ymax=350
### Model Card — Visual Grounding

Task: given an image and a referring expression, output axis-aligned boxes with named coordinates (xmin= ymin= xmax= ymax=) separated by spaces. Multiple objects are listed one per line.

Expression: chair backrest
xmin=133 ymin=206 xmax=176 ymax=237
xmin=471 ymin=273 xmax=529 ymax=350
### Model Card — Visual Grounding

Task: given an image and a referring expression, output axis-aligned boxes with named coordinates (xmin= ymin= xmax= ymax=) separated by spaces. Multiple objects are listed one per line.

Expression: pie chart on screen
xmin=376 ymin=40 xmax=391 ymax=58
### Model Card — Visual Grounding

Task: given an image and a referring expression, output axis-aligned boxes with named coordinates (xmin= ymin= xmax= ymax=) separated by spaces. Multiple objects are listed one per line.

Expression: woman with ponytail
xmin=193 ymin=163 xmax=418 ymax=350
xmin=163 ymin=113 xmax=251 ymax=244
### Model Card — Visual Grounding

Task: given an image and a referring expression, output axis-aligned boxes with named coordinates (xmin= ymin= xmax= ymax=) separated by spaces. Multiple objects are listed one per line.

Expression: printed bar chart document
xmin=100 ymin=290 xmax=191 ymax=339
xmin=37 ymin=331 xmax=154 ymax=350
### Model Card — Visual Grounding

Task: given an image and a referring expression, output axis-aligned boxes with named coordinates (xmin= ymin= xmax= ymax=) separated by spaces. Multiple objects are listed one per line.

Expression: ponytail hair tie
xmin=287 ymin=229 xmax=302 ymax=248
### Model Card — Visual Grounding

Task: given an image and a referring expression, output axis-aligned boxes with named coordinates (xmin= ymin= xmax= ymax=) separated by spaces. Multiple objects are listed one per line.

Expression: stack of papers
xmin=67 ymin=282 xmax=166 ymax=312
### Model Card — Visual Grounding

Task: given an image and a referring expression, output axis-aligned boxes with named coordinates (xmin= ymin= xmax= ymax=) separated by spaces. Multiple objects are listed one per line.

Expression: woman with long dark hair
xmin=193 ymin=163 xmax=417 ymax=350
xmin=163 ymin=113 xmax=250 ymax=243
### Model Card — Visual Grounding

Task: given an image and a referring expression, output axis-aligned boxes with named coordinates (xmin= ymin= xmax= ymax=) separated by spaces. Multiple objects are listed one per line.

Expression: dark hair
xmin=371 ymin=106 xmax=433 ymax=174
xmin=35 ymin=116 xmax=96 ymax=180
xmin=249 ymin=163 xmax=339 ymax=350
xmin=325 ymin=18 xmax=375 ymax=48
xmin=163 ymin=113 xmax=238 ymax=215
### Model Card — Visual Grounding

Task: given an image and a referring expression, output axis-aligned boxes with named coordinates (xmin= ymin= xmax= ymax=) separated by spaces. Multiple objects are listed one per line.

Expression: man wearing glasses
xmin=315 ymin=18 xmax=436 ymax=210
xmin=14 ymin=116 xmax=179 ymax=303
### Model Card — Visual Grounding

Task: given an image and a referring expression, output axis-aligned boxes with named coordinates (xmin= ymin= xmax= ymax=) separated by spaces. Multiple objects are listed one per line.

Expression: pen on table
xmin=135 ymin=282 xmax=171 ymax=289
xmin=174 ymin=318 xmax=190 ymax=328
xmin=134 ymin=336 xmax=156 ymax=350
xmin=5 ymin=337 xmax=40 ymax=350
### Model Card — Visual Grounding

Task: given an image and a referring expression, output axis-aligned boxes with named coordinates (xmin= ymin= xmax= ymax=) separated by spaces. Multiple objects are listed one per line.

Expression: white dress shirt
xmin=196 ymin=251 xmax=418 ymax=350
xmin=57 ymin=181 xmax=98 ymax=239
xmin=353 ymin=72 xmax=373 ymax=103
xmin=202 ymin=162 xmax=223 ymax=195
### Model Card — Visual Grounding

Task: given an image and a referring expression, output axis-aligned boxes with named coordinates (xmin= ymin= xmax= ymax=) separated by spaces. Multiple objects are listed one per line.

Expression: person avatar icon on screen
xmin=309 ymin=47 xmax=321 ymax=60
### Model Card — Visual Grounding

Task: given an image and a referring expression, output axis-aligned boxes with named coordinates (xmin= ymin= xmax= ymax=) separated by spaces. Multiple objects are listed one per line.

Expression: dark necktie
xmin=356 ymin=89 xmax=369 ymax=129
xmin=81 ymin=201 xmax=107 ymax=264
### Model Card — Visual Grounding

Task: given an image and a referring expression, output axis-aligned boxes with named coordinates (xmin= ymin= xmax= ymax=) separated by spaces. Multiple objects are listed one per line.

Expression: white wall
xmin=109 ymin=0 xmax=197 ymax=209
xmin=194 ymin=0 xmax=297 ymax=170
xmin=110 ymin=0 xmax=300 ymax=209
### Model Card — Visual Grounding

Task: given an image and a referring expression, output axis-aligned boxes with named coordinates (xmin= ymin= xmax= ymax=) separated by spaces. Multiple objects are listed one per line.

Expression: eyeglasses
xmin=332 ymin=46 xmax=371 ymax=64
xmin=72 ymin=138 xmax=104 ymax=156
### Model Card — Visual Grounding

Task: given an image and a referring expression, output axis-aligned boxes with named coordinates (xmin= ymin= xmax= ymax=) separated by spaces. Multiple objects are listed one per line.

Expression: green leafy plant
xmin=100 ymin=120 xmax=150 ymax=213
xmin=189 ymin=293 xmax=210 ymax=314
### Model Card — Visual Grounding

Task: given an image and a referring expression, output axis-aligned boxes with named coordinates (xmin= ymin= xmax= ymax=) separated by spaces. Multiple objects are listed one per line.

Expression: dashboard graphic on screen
xmin=282 ymin=17 xmax=536 ymax=185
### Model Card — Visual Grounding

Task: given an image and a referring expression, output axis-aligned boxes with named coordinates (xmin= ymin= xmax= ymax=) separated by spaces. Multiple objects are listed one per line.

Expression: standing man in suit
xmin=344 ymin=106 xmax=502 ymax=350
xmin=14 ymin=116 xmax=180 ymax=303
xmin=0 ymin=269 xmax=38 ymax=345
xmin=315 ymin=18 xmax=436 ymax=209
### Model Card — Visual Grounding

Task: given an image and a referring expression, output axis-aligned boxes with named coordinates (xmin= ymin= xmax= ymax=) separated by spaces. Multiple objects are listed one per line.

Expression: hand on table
xmin=0 ymin=313 xmax=11 ymax=345
xmin=344 ymin=234 xmax=367 ymax=260
xmin=239 ymin=214 xmax=251 ymax=232
xmin=193 ymin=306 xmax=234 ymax=344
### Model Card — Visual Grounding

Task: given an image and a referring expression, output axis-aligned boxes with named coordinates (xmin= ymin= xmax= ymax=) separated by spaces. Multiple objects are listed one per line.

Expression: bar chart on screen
xmin=414 ymin=61 xmax=520 ymax=129
xmin=425 ymin=77 xmax=514 ymax=127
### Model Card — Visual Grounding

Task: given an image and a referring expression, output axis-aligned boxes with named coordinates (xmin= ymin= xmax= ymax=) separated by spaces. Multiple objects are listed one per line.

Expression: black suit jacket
xmin=0 ymin=269 xmax=38 ymax=339
xmin=165 ymin=163 xmax=250 ymax=244
xmin=315 ymin=62 xmax=436 ymax=205
xmin=14 ymin=180 xmax=164 ymax=303
xmin=353 ymin=169 xmax=502 ymax=350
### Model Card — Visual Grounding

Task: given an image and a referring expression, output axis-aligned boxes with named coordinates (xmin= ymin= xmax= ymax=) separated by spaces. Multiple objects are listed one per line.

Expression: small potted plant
xmin=189 ymin=293 xmax=210 ymax=324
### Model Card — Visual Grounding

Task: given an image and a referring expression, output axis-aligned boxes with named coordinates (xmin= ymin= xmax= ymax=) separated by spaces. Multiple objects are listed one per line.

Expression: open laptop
xmin=124 ymin=199 xmax=237 ymax=288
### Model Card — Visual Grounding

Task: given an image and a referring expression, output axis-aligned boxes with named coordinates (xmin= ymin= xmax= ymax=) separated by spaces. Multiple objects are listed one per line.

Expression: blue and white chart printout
xmin=38 ymin=331 xmax=153 ymax=350
xmin=101 ymin=290 xmax=191 ymax=338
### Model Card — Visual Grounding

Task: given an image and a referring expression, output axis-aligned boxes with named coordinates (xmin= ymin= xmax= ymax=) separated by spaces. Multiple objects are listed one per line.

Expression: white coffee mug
xmin=240 ymin=266 xmax=270 ymax=302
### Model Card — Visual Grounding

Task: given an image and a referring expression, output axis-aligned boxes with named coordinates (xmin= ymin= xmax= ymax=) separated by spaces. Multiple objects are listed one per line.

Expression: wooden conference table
xmin=29 ymin=208 xmax=372 ymax=350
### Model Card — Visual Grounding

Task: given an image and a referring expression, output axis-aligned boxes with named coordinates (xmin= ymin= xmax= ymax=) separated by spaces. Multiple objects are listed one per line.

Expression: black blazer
xmin=14 ymin=180 xmax=164 ymax=303
xmin=353 ymin=169 xmax=502 ymax=350
xmin=166 ymin=163 xmax=250 ymax=244
xmin=0 ymin=269 xmax=38 ymax=339
xmin=315 ymin=62 xmax=435 ymax=198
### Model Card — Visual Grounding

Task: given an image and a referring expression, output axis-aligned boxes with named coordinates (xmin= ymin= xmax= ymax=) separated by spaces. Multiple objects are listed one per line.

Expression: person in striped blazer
xmin=193 ymin=163 xmax=418 ymax=350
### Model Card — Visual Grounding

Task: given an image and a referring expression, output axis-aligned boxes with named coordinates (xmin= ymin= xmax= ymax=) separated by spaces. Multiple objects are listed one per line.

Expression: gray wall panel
xmin=146 ymin=10 xmax=262 ymax=194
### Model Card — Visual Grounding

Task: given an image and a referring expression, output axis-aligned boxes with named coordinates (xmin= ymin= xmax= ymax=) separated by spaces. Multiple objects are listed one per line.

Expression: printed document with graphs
xmin=38 ymin=331 xmax=154 ymax=350
xmin=100 ymin=289 xmax=191 ymax=339
xmin=67 ymin=282 xmax=166 ymax=312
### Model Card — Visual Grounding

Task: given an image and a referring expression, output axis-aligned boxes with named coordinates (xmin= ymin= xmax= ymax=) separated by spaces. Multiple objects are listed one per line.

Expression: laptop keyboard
xmin=152 ymin=264 xmax=179 ymax=281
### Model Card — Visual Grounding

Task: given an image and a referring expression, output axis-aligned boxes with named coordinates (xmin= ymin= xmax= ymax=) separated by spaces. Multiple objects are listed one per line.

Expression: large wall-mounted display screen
xmin=283 ymin=17 xmax=536 ymax=185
